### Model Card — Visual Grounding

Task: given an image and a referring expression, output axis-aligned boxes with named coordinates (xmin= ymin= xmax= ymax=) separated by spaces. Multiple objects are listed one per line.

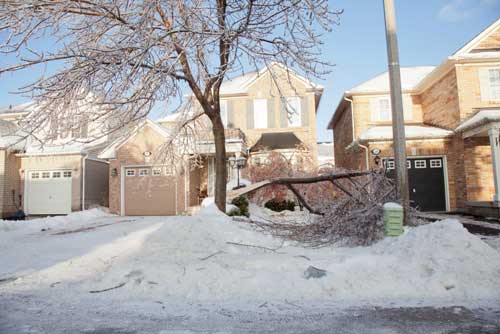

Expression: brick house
xmin=328 ymin=19 xmax=500 ymax=214
xmin=100 ymin=63 xmax=324 ymax=216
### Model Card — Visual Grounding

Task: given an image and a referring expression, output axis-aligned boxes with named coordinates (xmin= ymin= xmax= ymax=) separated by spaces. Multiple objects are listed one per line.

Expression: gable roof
xmin=452 ymin=18 xmax=500 ymax=57
xmin=220 ymin=62 xmax=324 ymax=95
xmin=98 ymin=119 xmax=170 ymax=159
xmin=348 ymin=66 xmax=436 ymax=94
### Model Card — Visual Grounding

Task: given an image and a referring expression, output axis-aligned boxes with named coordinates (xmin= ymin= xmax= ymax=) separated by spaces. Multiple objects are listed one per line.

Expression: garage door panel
xmin=385 ymin=157 xmax=446 ymax=212
xmin=124 ymin=166 xmax=177 ymax=216
xmin=26 ymin=170 xmax=72 ymax=215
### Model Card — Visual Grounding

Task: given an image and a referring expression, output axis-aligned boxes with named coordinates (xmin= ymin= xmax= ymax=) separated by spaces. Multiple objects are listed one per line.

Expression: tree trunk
xmin=211 ymin=114 xmax=227 ymax=212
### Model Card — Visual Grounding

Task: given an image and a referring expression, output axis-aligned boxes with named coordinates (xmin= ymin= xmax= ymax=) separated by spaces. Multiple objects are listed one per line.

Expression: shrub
xmin=231 ymin=196 xmax=249 ymax=217
xmin=264 ymin=199 xmax=295 ymax=212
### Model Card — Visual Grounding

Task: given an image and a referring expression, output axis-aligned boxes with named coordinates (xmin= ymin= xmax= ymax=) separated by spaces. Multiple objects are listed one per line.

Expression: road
xmin=1 ymin=293 xmax=499 ymax=334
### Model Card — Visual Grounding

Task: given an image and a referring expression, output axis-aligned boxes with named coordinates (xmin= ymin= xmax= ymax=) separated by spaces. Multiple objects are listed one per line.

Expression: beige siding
xmin=19 ymin=155 xmax=83 ymax=212
xmin=84 ymin=159 xmax=109 ymax=208
xmin=472 ymin=26 xmax=500 ymax=52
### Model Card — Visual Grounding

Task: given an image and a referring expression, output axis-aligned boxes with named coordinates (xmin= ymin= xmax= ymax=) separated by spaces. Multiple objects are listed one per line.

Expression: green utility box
xmin=383 ymin=202 xmax=404 ymax=237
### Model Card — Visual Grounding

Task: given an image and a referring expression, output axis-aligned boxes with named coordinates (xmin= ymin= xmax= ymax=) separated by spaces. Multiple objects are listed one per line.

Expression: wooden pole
xmin=383 ymin=0 xmax=409 ymax=222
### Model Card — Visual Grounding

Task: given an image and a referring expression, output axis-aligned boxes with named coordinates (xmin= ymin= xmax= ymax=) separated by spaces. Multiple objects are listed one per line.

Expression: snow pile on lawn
xmin=2 ymin=207 xmax=500 ymax=306
xmin=0 ymin=208 xmax=112 ymax=233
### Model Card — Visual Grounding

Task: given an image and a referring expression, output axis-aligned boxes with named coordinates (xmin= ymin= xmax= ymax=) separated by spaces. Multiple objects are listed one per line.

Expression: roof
xmin=452 ymin=18 xmax=500 ymax=57
xmin=219 ymin=62 xmax=324 ymax=95
xmin=0 ymin=101 xmax=35 ymax=116
xmin=358 ymin=125 xmax=453 ymax=142
xmin=250 ymin=132 xmax=303 ymax=152
xmin=98 ymin=119 xmax=170 ymax=159
xmin=348 ymin=66 xmax=436 ymax=94
xmin=456 ymin=109 xmax=500 ymax=133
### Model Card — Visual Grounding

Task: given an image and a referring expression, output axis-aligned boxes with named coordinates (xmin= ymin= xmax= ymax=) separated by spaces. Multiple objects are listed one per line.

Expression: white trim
xmin=414 ymin=160 xmax=427 ymax=169
xmin=452 ymin=18 xmax=500 ymax=57
xmin=120 ymin=166 xmax=125 ymax=216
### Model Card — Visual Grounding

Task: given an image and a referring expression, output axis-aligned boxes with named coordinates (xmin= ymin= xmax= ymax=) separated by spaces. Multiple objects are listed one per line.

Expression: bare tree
xmin=0 ymin=0 xmax=340 ymax=212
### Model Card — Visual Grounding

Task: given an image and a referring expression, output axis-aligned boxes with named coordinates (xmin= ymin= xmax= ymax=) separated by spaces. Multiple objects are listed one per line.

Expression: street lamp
xmin=228 ymin=156 xmax=246 ymax=189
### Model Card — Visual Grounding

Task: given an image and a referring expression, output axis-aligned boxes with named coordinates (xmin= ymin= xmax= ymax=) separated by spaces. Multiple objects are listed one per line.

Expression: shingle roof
xmin=348 ymin=66 xmax=436 ymax=94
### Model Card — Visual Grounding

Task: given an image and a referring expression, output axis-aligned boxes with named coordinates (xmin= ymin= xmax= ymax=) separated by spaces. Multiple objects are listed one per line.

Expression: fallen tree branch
xmin=226 ymin=241 xmax=282 ymax=253
xmin=199 ymin=250 xmax=224 ymax=261
xmin=89 ymin=282 xmax=127 ymax=293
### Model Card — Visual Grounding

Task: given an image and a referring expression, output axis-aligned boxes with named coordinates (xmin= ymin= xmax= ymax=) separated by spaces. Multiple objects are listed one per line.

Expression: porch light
xmin=111 ymin=168 xmax=118 ymax=177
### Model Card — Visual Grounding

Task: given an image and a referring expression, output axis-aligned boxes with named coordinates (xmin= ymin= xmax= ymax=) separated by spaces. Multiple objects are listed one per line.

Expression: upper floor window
xmin=376 ymin=97 xmax=391 ymax=121
xmin=489 ymin=69 xmax=500 ymax=100
xmin=253 ymin=98 xmax=268 ymax=129
xmin=371 ymin=95 xmax=413 ymax=122
xmin=285 ymin=96 xmax=301 ymax=127
xmin=220 ymin=100 xmax=228 ymax=128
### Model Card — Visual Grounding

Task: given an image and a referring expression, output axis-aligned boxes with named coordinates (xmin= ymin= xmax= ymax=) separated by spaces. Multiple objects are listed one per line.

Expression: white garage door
xmin=25 ymin=170 xmax=72 ymax=215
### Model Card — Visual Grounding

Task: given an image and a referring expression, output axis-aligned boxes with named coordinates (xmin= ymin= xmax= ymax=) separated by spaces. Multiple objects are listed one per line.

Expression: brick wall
xmin=464 ymin=137 xmax=495 ymax=202
xmin=333 ymin=104 xmax=365 ymax=170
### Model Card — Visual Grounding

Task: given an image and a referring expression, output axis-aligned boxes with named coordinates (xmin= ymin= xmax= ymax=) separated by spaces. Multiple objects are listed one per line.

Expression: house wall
xmin=19 ymin=154 xmax=83 ymax=212
xmin=456 ymin=63 xmax=500 ymax=120
xmin=84 ymin=159 xmax=109 ymax=208
xmin=0 ymin=150 xmax=21 ymax=217
xmin=108 ymin=124 xmax=187 ymax=215
xmin=464 ymin=137 xmax=495 ymax=202
xmin=220 ymin=68 xmax=319 ymax=161
xmin=333 ymin=105 xmax=363 ymax=171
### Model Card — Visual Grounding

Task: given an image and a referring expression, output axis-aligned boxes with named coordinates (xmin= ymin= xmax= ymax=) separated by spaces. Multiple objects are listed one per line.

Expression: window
xmin=377 ymin=98 xmax=391 ymax=121
xmin=31 ymin=172 xmax=40 ymax=179
xmin=63 ymin=171 xmax=72 ymax=178
xmin=415 ymin=160 xmax=426 ymax=169
xmin=126 ymin=169 xmax=135 ymax=177
xmin=430 ymin=159 xmax=442 ymax=168
xmin=253 ymin=99 xmax=268 ymax=129
xmin=139 ymin=168 xmax=149 ymax=176
xmin=152 ymin=168 xmax=162 ymax=176
xmin=220 ymin=100 xmax=228 ymax=128
xmin=42 ymin=172 xmax=51 ymax=179
xmin=407 ymin=161 xmax=411 ymax=169
xmin=489 ymin=69 xmax=500 ymax=100
xmin=286 ymin=96 xmax=301 ymax=127
xmin=52 ymin=171 xmax=61 ymax=178
xmin=385 ymin=160 xmax=395 ymax=170
xmin=165 ymin=166 xmax=173 ymax=175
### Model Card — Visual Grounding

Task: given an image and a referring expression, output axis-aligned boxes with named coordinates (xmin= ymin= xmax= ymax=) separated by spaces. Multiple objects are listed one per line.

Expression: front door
xmin=385 ymin=157 xmax=447 ymax=212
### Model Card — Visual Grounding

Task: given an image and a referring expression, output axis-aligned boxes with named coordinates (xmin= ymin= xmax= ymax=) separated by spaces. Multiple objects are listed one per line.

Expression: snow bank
xmin=5 ymin=210 xmax=499 ymax=307
xmin=0 ymin=208 xmax=112 ymax=233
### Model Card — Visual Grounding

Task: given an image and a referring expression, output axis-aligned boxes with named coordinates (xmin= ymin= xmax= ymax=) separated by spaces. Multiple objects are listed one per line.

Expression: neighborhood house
xmin=0 ymin=63 xmax=323 ymax=217
xmin=329 ymin=19 xmax=500 ymax=215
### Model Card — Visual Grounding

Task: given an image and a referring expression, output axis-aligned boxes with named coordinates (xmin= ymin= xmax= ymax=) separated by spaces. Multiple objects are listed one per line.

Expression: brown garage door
xmin=124 ymin=166 xmax=177 ymax=216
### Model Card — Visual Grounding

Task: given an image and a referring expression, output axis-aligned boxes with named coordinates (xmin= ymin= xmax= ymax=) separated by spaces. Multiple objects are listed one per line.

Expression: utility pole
xmin=383 ymin=0 xmax=409 ymax=221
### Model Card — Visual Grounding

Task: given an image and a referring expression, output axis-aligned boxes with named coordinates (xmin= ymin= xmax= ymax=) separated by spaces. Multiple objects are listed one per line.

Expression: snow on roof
xmin=349 ymin=67 xmax=436 ymax=94
xmin=359 ymin=125 xmax=453 ymax=142
xmin=456 ymin=109 xmax=500 ymax=133
xmin=220 ymin=71 xmax=259 ymax=94
xmin=0 ymin=101 xmax=36 ymax=115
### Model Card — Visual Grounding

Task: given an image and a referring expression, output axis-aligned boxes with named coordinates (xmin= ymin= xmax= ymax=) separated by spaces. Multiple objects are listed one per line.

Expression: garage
xmin=123 ymin=166 xmax=177 ymax=216
xmin=385 ymin=157 xmax=447 ymax=212
xmin=25 ymin=170 xmax=72 ymax=215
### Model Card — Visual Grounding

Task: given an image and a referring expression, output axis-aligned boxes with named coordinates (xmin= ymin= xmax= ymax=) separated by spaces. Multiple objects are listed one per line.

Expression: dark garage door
xmin=385 ymin=157 xmax=447 ymax=212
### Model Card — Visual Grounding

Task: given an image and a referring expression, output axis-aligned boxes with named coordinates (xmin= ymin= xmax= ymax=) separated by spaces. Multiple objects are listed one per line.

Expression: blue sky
xmin=0 ymin=0 xmax=499 ymax=142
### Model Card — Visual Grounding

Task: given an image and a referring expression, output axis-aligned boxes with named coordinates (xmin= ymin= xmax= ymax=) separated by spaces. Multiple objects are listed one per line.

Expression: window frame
xmin=376 ymin=97 xmax=392 ymax=122
xmin=220 ymin=99 xmax=228 ymax=128
xmin=253 ymin=98 xmax=268 ymax=129
xmin=138 ymin=168 xmax=149 ymax=177
xmin=152 ymin=167 xmax=162 ymax=176
xmin=63 ymin=171 xmax=72 ymax=178
xmin=414 ymin=160 xmax=427 ymax=169
xmin=385 ymin=160 xmax=395 ymax=170
xmin=489 ymin=68 xmax=500 ymax=101
xmin=430 ymin=159 xmax=442 ymax=168
xmin=285 ymin=96 xmax=301 ymax=127
xmin=126 ymin=169 xmax=136 ymax=177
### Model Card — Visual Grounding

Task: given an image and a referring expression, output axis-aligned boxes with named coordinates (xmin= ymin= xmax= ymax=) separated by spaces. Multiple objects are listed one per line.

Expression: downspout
xmin=81 ymin=154 xmax=88 ymax=211
xmin=344 ymin=96 xmax=370 ymax=171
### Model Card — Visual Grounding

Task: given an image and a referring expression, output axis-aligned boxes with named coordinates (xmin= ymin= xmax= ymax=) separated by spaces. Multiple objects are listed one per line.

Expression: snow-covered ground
xmin=1 ymin=206 xmax=500 ymax=332
xmin=1 ymin=206 xmax=499 ymax=305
